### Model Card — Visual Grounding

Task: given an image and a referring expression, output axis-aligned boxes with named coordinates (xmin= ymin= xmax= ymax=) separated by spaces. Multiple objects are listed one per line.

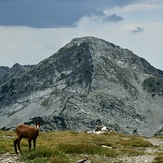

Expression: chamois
xmin=14 ymin=122 xmax=40 ymax=154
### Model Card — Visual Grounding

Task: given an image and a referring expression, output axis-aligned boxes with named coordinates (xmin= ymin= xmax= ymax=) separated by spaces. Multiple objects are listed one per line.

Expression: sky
xmin=0 ymin=0 xmax=163 ymax=70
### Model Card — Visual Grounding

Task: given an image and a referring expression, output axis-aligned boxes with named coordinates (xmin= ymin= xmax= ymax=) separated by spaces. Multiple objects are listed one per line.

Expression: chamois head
xmin=35 ymin=122 xmax=40 ymax=131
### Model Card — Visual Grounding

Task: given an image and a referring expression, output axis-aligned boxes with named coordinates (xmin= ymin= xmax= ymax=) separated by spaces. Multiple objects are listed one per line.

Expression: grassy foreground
xmin=0 ymin=130 xmax=163 ymax=163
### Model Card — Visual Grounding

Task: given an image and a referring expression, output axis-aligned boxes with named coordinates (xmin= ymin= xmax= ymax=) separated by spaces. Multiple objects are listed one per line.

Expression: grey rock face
xmin=0 ymin=36 xmax=163 ymax=137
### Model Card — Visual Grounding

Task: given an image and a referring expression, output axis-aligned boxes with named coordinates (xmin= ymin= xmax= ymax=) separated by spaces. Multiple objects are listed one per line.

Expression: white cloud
xmin=104 ymin=0 xmax=163 ymax=15
xmin=0 ymin=0 xmax=163 ymax=71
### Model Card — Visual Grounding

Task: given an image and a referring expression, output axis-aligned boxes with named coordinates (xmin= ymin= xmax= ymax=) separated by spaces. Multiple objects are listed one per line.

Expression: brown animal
xmin=14 ymin=122 xmax=40 ymax=154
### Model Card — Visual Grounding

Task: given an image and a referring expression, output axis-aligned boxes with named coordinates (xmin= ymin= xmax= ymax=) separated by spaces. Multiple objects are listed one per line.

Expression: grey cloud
xmin=0 ymin=0 xmax=86 ymax=28
xmin=0 ymin=0 xmax=140 ymax=28
xmin=131 ymin=27 xmax=144 ymax=34
xmin=103 ymin=14 xmax=124 ymax=22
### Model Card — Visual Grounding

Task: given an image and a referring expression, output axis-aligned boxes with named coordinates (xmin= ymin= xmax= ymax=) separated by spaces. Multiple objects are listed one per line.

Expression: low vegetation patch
xmin=152 ymin=151 xmax=163 ymax=163
xmin=0 ymin=130 xmax=158 ymax=163
xmin=118 ymin=135 xmax=153 ymax=148
xmin=57 ymin=143 xmax=118 ymax=157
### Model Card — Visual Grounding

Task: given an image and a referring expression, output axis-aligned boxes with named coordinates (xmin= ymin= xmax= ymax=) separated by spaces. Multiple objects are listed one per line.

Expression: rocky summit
xmin=0 ymin=36 xmax=163 ymax=137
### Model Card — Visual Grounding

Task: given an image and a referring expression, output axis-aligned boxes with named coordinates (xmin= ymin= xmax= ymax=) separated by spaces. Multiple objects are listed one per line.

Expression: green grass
xmin=0 ymin=130 xmax=15 ymax=154
xmin=118 ymin=135 xmax=152 ymax=148
xmin=153 ymin=156 xmax=163 ymax=163
xmin=0 ymin=130 xmax=155 ymax=163
xmin=152 ymin=151 xmax=163 ymax=163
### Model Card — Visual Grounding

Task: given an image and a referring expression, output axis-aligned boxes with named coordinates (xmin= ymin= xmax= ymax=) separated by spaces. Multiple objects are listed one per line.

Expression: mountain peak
xmin=0 ymin=36 xmax=163 ymax=137
xmin=71 ymin=36 xmax=101 ymax=43
xmin=66 ymin=36 xmax=116 ymax=49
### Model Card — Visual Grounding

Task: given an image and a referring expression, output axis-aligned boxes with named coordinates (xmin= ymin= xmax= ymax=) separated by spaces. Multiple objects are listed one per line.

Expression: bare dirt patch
xmin=0 ymin=153 xmax=24 ymax=163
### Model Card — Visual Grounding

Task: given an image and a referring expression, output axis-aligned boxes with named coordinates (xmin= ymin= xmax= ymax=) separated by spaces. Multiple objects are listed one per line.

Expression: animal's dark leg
xmin=33 ymin=139 xmax=36 ymax=148
xmin=28 ymin=139 xmax=32 ymax=149
xmin=17 ymin=138 xmax=22 ymax=154
xmin=14 ymin=138 xmax=18 ymax=154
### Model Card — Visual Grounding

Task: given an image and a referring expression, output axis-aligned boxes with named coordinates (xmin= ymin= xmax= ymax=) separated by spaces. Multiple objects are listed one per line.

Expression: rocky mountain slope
xmin=0 ymin=36 xmax=163 ymax=137
xmin=0 ymin=63 xmax=34 ymax=85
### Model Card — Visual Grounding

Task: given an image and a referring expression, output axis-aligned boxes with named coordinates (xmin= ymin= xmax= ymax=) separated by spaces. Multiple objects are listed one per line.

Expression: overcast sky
xmin=0 ymin=0 xmax=163 ymax=70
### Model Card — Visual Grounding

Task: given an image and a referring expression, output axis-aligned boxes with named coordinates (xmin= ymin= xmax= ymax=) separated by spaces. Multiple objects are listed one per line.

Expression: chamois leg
xmin=33 ymin=138 xmax=36 ymax=148
xmin=28 ymin=139 xmax=32 ymax=149
xmin=17 ymin=138 xmax=22 ymax=154
xmin=14 ymin=138 xmax=18 ymax=154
